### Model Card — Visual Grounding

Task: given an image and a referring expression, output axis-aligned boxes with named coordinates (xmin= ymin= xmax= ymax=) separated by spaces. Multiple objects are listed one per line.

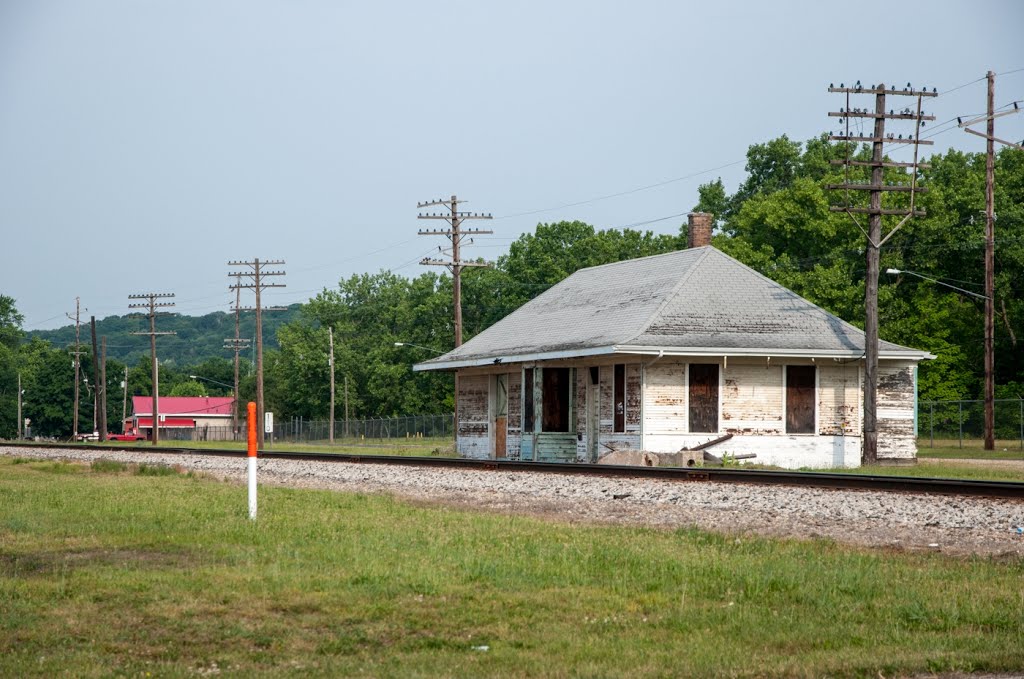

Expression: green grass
xmin=1 ymin=457 xmax=1022 ymax=677
xmin=918 ymin=441 xmax=1024 ymax=460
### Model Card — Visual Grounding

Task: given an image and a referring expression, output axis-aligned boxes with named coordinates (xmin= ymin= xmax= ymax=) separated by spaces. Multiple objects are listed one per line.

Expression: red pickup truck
xmin=107 ymin=426 xmax=147 ymax=442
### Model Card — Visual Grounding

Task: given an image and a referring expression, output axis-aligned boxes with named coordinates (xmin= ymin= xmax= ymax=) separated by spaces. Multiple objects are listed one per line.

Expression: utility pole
xmin=328 ymin=326 xmax=335 ymax=444
xmin=128 ymin=293 xmax=176 ymax=446
xmin=90 ymin=316 xmax=106 ymax=441
xmin=958 ymin=71 xmax=1023 ymax=450
xmin=229 ymin=259 xmax=286 ymax=447
xmin=224 ymin=286 xmax=251 ymax=440
xmin=17 ymin=372 xmax=22 ymax=440
xmin=827 ymin=81 xmax=936 ymax=464
xmin=418 ymin=195 xmax=494 ymax=346
xmin=121 ymin=365 xmax=128 ymax=433
xmin=99 ymin=336 xmax=107 ymax=441
xmin=418 ymin=195 xmax=493 ymax=439
xmin=344 ymin=374 xmax=349 ymax=438
xmin=66 ymin=297 xmax=85 ymax=440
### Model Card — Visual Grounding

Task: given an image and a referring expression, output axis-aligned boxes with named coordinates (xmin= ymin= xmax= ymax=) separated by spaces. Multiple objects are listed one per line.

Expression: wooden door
xmin=688 ymin=364 xmax=719 ymax=433
xmin=494 ymin=374 xmax=508 ymax=458
xmin=786 ymin=366 xmax=816 ymax=434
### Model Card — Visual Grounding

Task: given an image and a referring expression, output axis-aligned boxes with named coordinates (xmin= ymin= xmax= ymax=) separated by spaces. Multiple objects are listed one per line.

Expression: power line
xmin=495 ymin=161 xmax=744 ymax=220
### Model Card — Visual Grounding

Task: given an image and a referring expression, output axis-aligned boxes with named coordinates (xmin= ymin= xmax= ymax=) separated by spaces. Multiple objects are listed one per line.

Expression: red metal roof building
xmin=127 ymin=396 xmax=236 ymax=441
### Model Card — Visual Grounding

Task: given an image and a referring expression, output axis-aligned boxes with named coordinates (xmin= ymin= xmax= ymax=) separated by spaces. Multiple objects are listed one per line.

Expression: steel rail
xmin=4 ymin=441 xmax=1024 ymax=500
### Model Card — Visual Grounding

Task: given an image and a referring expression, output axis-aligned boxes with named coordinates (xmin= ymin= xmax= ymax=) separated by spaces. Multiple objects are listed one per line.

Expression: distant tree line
xmin=2 ymin=136 xmax=1022 ymax=437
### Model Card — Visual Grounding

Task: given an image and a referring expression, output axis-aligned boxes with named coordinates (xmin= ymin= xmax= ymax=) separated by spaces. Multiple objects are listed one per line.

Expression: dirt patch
xmin=0 ymin=547 xmax=198 ymax=577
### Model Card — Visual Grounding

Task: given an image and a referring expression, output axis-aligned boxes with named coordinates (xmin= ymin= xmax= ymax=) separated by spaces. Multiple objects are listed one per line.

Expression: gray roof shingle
xmin=416 ymin=246 xmax=930 ymax=370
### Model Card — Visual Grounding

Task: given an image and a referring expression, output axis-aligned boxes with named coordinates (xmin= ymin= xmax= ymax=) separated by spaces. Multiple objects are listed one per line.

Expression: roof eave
xmin=616 ymin=345 xmax=935 ymax=361
xmin=415 ymin=344 xmax=934 ymax=371
xmin=413 ymin=345 xmax=619 ymax=371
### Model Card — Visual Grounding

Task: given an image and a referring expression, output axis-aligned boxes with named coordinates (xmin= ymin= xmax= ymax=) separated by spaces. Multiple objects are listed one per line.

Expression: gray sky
xmin=2 ymin=0 xmax=1021 ymax=330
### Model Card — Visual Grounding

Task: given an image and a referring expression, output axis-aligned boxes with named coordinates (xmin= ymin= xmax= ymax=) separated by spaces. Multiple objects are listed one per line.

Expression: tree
xmin=168 ymin=381 xmax=208 ymax=397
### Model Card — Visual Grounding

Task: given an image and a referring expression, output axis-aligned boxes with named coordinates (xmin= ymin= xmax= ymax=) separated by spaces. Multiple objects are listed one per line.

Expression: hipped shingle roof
xmin=415 ymin=246 xmax=932 ymax=371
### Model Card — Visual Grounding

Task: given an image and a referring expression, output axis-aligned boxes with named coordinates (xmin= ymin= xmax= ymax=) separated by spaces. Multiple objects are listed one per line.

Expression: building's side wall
xmin=818 ymin=363 xmax=860 ymax=436
xmin=591 ymin=364 xmax=641 ymax=457
xmin=641 ymin=361 xmax=687 ymax=452
xmin=640 ymin=358 xmax=874 ymax=468
xmin=456 ymin=374 xmax=490 ymax=459
xmin=456 ymin=355 xmax=916 ymax=468
xmin=877 ymin=363 xmax=917 ymax=460
xmin=721 ymin=363 xmax=783 ymax=435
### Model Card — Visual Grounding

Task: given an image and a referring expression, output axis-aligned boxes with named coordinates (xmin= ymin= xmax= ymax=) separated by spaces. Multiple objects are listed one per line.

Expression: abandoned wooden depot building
xmin=415 ymin=214 xmax=934 ymax=469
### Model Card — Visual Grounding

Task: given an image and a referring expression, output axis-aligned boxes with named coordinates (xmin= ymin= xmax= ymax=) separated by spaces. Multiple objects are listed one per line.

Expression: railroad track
xmin=4 ymin=441 xmax=1024 ymax=500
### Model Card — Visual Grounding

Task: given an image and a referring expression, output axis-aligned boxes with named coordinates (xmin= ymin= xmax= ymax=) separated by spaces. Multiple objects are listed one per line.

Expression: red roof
xmin=132 ymin=396 xmax=234 ymax=417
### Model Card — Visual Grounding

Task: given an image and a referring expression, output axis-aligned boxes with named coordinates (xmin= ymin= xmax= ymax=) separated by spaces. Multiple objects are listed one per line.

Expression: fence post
xmin=958 ymin=401 xmax=963 ymax=449
xmin=929 ymin=402 xmax=934 ymax=448
xmin=1019 ymin=396 xmax=1023 ymax=452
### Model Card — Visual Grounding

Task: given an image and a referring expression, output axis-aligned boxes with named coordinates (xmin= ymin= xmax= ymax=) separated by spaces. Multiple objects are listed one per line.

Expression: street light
xmin=886 ymin=267 xmax=994 ymax=450
xmin=188 ymin=374 xmax=235 ymax=391
xmin=885 ymin=269 xmax=990 ymax=301
xmin=394 ymin=342 xmax=444 ymax=354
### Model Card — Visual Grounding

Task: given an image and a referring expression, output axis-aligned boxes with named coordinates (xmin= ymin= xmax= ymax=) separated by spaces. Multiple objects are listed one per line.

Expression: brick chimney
xmin=687 ymin=212 xmax=713 ymax=249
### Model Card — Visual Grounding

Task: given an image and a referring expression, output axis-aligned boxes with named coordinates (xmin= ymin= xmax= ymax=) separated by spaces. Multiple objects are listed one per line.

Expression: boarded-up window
xmin=613 ymin=363 xmax=626 ymax=433
xmin=523 ymin=368 xmax=535 ymax=433
xmin=542 ymin=367 xmax=571 ymax=432
xmin=786 ymin=366 xmax=816 ymax=434
xmin=688 ymin=364 xmax=719 ymax=433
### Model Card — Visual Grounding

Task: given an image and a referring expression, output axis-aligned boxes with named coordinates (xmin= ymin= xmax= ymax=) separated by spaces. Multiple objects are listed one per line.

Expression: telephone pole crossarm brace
xmin=128 ymin=292 xmax=176 ymax=446
xmin=826 ymin=81 xmax=936 ymax=465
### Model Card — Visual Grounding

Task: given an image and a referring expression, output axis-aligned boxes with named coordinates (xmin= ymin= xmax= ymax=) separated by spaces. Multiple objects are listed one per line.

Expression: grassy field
xmin=1 ymin=456 xmax=1023 ymax=677
xmin=918 ymin=440 xmax=1024 ymax=459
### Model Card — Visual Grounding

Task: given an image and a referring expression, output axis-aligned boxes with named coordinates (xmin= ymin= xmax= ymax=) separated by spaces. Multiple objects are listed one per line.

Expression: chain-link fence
xmin=160 ymin=413 xmax=455 ymax=444
xmin=919 ymin=398 xmax=1024 ymax=449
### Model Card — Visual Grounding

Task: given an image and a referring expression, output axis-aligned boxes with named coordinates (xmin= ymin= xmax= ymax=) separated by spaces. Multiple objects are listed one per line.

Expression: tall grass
xmin=0 ymin=456 xmax=1021 ymax=677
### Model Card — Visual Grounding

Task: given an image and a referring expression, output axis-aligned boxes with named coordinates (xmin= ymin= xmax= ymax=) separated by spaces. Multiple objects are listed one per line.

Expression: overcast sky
xmin=1 ymin=0 xmax=1021 ymax=330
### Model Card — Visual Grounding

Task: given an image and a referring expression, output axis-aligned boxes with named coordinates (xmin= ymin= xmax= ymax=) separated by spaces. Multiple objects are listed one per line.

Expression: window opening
xmin=613 ymin=363 xmax=626 ymax=433
xmin=523 ymin=368 xmax=535 ymax=433
xmin=542 ymin=367 xmax=571 ymax=433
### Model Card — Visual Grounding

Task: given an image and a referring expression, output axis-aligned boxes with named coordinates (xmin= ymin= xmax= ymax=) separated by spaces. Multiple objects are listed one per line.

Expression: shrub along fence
xmin=161 ymin=413 xmax=455 ymax=444
xmin=919 ymin=398 xmax=1024 ymax=449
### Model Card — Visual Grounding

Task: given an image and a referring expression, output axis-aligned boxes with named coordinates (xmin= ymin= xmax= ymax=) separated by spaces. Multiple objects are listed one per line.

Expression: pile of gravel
xmin=4 ymin=444 xmax=1023 ymax=557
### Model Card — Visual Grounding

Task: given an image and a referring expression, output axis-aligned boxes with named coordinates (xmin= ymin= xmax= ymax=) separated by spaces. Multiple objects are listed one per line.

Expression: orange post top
xmin=247 ymin=401 xmax=257 ymax=457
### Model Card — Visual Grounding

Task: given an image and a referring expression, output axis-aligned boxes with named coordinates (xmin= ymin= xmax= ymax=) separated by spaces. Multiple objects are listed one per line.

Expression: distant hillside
xmin=29 ymin=305 xmax=303 ymax=366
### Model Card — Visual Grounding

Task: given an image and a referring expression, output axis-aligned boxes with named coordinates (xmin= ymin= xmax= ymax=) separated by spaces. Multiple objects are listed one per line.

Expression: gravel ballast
xmin=5 ymin=445 xmax=1024 ymax=557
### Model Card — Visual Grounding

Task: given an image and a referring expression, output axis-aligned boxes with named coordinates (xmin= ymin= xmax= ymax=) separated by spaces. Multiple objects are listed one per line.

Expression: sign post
xmin=247 ymin=401 xmax=258 ymax=520
xmin=264 ymin=411 xmax=274 ymax=448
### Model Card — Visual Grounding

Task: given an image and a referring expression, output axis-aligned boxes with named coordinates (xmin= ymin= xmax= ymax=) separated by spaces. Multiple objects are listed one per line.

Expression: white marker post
xmin=247 ymin=401 xmax=258 ymax=520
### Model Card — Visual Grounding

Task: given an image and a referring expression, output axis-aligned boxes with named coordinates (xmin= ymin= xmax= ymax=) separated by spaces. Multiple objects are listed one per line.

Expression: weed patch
xmin=134 ymin=463 xmax=181 ymax=477
xmin=91 ymin=459 xmax=129 ymax=473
